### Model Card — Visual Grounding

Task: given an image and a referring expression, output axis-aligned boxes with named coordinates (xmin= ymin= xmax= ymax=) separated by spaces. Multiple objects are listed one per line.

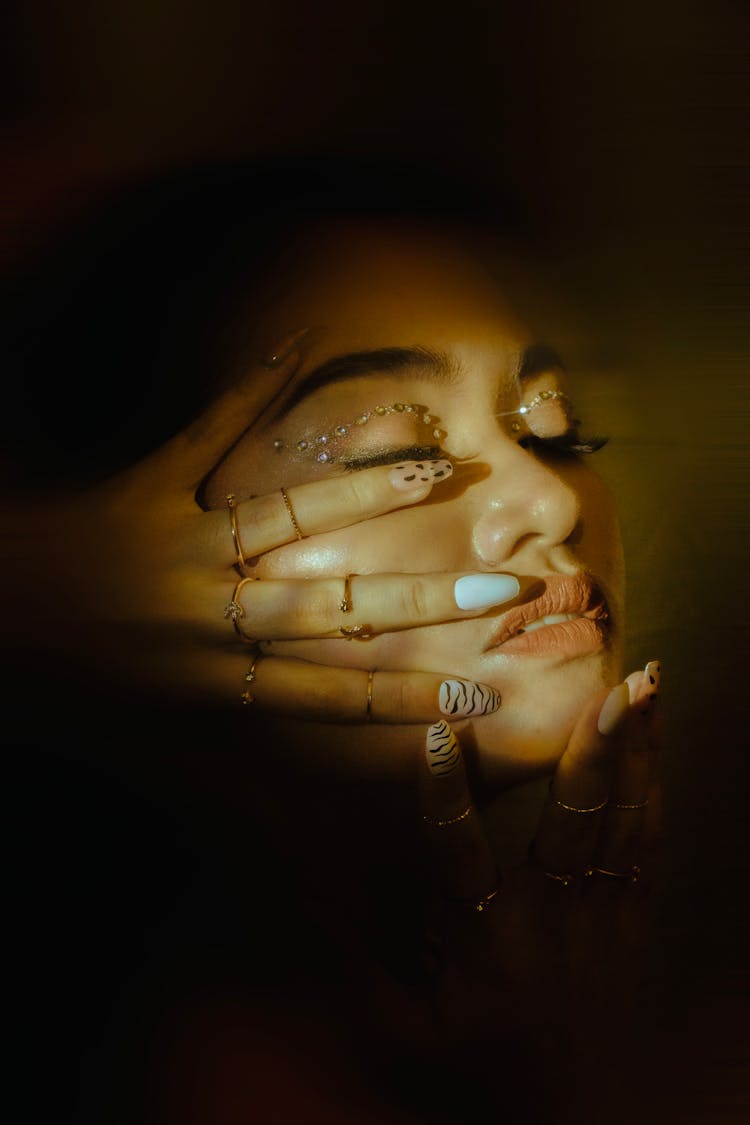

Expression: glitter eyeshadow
xmin=272 ymin=402 xmax=443 ymax=464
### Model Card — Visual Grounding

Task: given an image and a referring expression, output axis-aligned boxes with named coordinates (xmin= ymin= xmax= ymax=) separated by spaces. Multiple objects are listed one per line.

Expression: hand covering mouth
xmin=484 ymin=572 xmax=609 ymax=652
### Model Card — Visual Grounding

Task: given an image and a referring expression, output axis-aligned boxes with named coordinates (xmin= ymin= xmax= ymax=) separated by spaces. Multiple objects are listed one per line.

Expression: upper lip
xmin=484 ymin=572 xmax=609 ymax=651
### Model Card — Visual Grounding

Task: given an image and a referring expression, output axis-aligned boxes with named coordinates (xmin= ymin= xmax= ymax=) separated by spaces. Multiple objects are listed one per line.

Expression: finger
xmin=227 ymin=570 xmax=522 ymax=639
xmin=146 ymin=329 xmax=309 ymax=487
xmin=530 ymin=679 xmax=632 ymax=882
xmin=594 ymin=661 xmax=662 ymax=877
xmin=231 ymin=659 xmax=503 ymax=724
xmin=199 ymin=458 xmax=455 ymax=564
xmin=418 ymin=721 xmax=499 ymax=910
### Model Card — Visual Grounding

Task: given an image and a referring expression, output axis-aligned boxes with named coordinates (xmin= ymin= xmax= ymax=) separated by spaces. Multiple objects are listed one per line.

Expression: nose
xmin=469 ymin=442 xmax=581 ymax=568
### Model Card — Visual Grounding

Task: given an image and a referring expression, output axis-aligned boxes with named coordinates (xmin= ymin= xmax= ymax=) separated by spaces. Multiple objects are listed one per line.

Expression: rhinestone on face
xmin=317 ymin=451 xmax=329 ymax=462
xmin=393 ymin=402 xmax=405 ymax=412
xmin=422 ymin=414 xmax=432 ymax=424
xmin=273 ymin=439 xmax=284 ymax=451
xmin=297 ymin=440 xmax=309 ymax=451
xmin=374 ymin=405 xmax=387 ymax=415
xmin=335 ymin=425 xmax=347 ymax=436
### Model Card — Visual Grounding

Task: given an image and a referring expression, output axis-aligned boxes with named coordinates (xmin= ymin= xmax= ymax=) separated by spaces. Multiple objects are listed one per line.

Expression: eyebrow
xmin=265 ymin=340 xmax=567 ymax=426
xmin=518 ymin=344 xmax=566 ymax=379
xmin=267 ymin=345 xmax=460 ymax=422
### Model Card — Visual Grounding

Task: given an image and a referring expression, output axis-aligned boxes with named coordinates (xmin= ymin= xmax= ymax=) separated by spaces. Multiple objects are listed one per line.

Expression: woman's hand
xmin=7 ymin=331 xmax=519 ymax=717
xmin=402 ymin=662 xmax=663 ymax=1092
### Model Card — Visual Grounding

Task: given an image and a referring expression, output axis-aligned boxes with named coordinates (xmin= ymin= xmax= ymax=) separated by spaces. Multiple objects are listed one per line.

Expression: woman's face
xmin=204 ymin=219 xmax=625 ymax=792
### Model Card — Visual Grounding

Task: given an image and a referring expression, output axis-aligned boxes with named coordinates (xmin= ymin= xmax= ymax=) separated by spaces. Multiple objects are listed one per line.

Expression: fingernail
xmin=388 ymin=459 xmax=453 ymax=492
xmin=597 ymin=681 xmax=631 ymax=735
xmin=636 ymin=659 xmax=661 ymax=713
xmin=454 ymin=573 xmax=520 ymax=610
xmin=626 ymin=659 xmax=662 ymax=710
xmin=643 ymin=660 xmax=661 ymax=696
xmin=425 ymin=720 xmax=461 ymax=777
xmin=439 ymin=679 xmax=500 ymax=717
xmin=262 ymin=328 xmax=310 ymax=368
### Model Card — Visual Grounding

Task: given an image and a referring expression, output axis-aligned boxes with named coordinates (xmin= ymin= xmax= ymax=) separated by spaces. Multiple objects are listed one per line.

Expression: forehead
xmin=260 ymin=218 xmax=530 ymax=351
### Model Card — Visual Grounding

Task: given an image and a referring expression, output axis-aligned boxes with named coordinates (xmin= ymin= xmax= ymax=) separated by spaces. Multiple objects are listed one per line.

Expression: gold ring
xmin=280 ymin=486 xmax=304 ymax=540
xmin=528 ymin=841 xmax=577 ymax=887
xmin=339 ymin=624 xmax=375 ymax=640
xmin=588 ymin=864 xmax=641 ymax=884
xmin=474 ymin=887 xmax=500 ymax=913
xmin=241 ymin=651 xmax=262 ymax=704
xmin=226 ymin=494 xmax=249 ymax=576
xmin=549 ymin=780 xmax=607 ymax=814
xmin=366 ymin=669 xmax=374 ymax=721
xmin=223 ymin=577 xmax=256 ymax=643
xmin=423 ymin=806 xmax=473 ymax=829
xmin=340 ymin=573 xmax=356 ymax=613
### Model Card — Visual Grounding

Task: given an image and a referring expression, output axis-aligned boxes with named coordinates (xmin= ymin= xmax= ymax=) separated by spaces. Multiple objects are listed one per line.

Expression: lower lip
xmin=491 ymin=617 xmax=607 ymax=658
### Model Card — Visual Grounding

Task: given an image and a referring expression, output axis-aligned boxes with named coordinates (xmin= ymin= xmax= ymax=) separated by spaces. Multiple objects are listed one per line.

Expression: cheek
xmin=254 ymin=503 xmax=467 ymax=580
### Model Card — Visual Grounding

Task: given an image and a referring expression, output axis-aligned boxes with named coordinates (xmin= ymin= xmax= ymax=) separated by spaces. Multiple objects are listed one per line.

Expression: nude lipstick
xmin=484 ymin=572 xmax=609 ymax=658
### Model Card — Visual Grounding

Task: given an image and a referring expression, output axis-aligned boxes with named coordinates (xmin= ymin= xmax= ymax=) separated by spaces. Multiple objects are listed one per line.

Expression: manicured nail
xmin=597 ymin=681 xmax=631 ymax=735
xmin=636 ymin=659 xmax=661 ymax=713
xmin=454 ymin=573 xmax=520 ymax=610
xmin=643 ymin=660 xmax=661 ymax=696
xmin=262 ymin=328 xmax=310 ymax=368
xmin=425 ymin=720 xmax=461 ymax=776
xmin=388 ymin=459 xmax=453 ymax=491
xmin=626 ymin=659 xmax=662 ymax=711
xmin=439 ymin=679 xmax=500 ymax=717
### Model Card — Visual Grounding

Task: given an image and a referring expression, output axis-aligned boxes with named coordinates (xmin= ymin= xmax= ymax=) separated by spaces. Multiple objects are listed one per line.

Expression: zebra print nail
xmin=425 ymin=720 xmax=461 ymax=777
xmin=439 ymin=679 xmax=500 ymax=717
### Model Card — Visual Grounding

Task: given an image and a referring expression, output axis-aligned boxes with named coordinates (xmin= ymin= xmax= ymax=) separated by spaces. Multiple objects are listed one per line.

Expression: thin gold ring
xmin=339 ymin=624 xmax=375 ymax=640
xmin=549 ymin=781 xmax=607 ymax=814
xmin=226 ymin=494 xmax=249 ymax=576
xmin=241 ymin=651 xmax=262 ymax=704
xmin=589 ymin=864 xmax=641 ymax=883
xmin=223 ymin=577 xmax=256 ymax=643
xmin=340 ymin=573 xmax=356 ymax=613
xmin=366 ymin=669 xmax=374 ymax=721
xmin=423 ymin=806 xmax=473 ymax=829
xmin=528 ymin=841 xmax=576 ymax=886
xmin=474 ymin=887 xmax=500 ymax=913
xmin=280 ymin=486 xmax=304 ymax=540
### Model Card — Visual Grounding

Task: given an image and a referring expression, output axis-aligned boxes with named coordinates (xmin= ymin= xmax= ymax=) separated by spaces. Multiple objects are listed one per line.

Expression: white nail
xmin=597 ymin=682 xmax=631 ymax=735
xmin=425 ymin=720 xmax=461 ymax=777
xmin=454 ymin=573 xmax=520 ymax=611
xmin=439 ymin=679 xmax=500 ymax=717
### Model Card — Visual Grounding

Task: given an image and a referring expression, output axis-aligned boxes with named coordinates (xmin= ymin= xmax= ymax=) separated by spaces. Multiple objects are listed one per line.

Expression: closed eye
xmin=519 ymin=431 xmax=609 ymax=456
xmin=340 ymin=444 xmax=446 ymax=470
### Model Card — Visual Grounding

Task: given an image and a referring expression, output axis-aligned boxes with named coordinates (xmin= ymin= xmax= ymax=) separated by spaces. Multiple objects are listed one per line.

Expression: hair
xmin=4 ymin=153 xmax=533 ymax=488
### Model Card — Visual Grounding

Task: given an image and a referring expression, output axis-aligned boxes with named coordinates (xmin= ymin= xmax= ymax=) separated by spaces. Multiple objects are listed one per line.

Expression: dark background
xmin=4 ymin=2 xmax=748 ymax=1122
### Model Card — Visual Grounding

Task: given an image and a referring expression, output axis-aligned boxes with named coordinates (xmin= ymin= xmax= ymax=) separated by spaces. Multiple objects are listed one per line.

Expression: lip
xmin=484 ymin=572 xmax=610 ymax=658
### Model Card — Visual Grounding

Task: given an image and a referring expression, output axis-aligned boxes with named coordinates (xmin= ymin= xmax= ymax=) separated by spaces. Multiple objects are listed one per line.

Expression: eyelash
xmin=338 ymin=429 xmax=608 ymax=472
xmin=520 ymin=431 xmax=609 ymax=455
xmin=341 ymin=444 xmax=444 ymax=471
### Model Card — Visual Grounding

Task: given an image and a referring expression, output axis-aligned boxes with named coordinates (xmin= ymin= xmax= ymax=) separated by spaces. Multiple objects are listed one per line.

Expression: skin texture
xmin=202 ymin=219 xmax=626 ymax=793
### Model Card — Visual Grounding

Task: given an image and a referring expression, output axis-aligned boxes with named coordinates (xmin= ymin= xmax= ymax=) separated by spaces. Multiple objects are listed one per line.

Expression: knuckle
xmin=291 ymin=584 xmax=340 ymax=635
xmin=400 ymin=577 xmax=430 ymax=621
xmin=394 ymin=677 xmax=417 ymax=722
xmin=337 ymin=471 xmax=373 ymax=516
